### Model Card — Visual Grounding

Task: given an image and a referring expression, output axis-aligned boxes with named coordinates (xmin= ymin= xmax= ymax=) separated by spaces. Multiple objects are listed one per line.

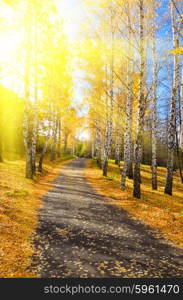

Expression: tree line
xmin=0 ymin=0 xmax=83 ymax=176
xmin=80 ymin=0 xmax=183 ymax=198
xmin=0 ymin=0 xmax=182 ymax=201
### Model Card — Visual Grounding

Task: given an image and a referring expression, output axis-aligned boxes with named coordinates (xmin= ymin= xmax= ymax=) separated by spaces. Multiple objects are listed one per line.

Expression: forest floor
xmin=32 ymin=159 xmax=183 ymax=278
xmin=85 ymin=159 xmax=183 ymax=249
xmin=0 ymin=154 xmax=74 ymax=277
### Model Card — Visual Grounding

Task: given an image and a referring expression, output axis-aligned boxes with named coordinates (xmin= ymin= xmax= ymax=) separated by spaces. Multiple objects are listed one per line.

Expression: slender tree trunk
xmin=133 ymin=0 xmax=145 ymax=198
xmin=103 ymin=70 xmax=113 ymax=176
xmin=38 ymin=121 xmax=51 ymax=172
xmin=95 ymin=122 xmax=102 ymax=168
xmin=91 ymin=139 xmax=95 ymax=158
xmin=23 ymin=5 xmax=34 ymax=179
xmin=57 ymin=118 xmax=61 ymax=157
xmin=64 ymin=131 xmax=68 ymax=154
xmin=121 ymin=14 xmax=134 ymax=189
xmin=31 ymin=6 xmax=39 ymax=174
xmin=151 ymin=6 xmax=158 ymax=190
xmin=115 ymin=124 xmax=121 ymax=167
xmin=72 ymin=141 xmax=75 ymax=156
xmin=180 ymin=68 xmax=183 ymax=150
xmin=164 ymin=1 xmax=179 ymax=195
xmin=103 ymin=17 xmax=114 ymax=177
xmin=179 ymin=68 xmax=183 ymax=183
xmin=103 ymin=66 xmax=110 ymax=176
xmin=50 ymin=115 xmax=58 ymax=161
xmin=176 ymin=129 xmax=183 ymax=183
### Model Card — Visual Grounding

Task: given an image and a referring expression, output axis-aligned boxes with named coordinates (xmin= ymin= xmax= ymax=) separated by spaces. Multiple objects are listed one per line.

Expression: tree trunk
xmin=38 ymin=124 xmax=50 ymax=172
xmin=31 ymin=103 xmax=38 ymax=173
xmin=102 ymin=18 xmax=114 ymax=177
xmin=95 ymin=122 xmax=102 ymax=168
xmin=64 ymin=131 xmax=68 ymax=154
xmin=50 ymin=115 xmax=58 ymax=161
xmin=23 ymin=5 xmax=34 ymax=179
xmin=133 ymin=0 xmax=145 ymax=199
xmin=175 ymin=129 xmax=183 ymax=183
xmin=164 ymin=1 xmax=179 ymax=195
xmin=103 ymin=159 xmax=108 ymax=177
xmin=151 ymin=6 xmax=158 ymax=190
xmin=115 ymin=125 xmax=121 ymax=167
xmin=57 ymin=118 xmax=61 ymax=158
xmin=121 ymin=13 xmax=134 ymax=190
xmin=180 ymin=68 xmax=183 ymax=150
xmin=31 ymin=6 xmax=39 ymax=174
xmin=72 ymin=142 xmax=75 ymax=156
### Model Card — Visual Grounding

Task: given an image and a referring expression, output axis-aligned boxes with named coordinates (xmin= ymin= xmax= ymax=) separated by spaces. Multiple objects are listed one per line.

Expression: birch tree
xmin=23 ymin=2 xmax=34 ymax=179
xmin=133 ymin=0 xmax=145 ymax=198
xmin=164 ymin=0 xmax=179 ymax=195
xmin=121 ymin=3 xmax=134 ymax=190
xmin=151 ymin=2 xmax=158 ymax=190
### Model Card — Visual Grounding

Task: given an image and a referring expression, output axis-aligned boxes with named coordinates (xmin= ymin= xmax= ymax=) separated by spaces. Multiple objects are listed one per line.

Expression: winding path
xmin=32 ymin=159 xmax=183 ymax=278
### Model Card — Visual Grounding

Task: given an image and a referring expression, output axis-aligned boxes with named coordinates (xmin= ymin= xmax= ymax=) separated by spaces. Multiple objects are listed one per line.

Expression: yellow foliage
xmin=170 ymin=47 xmax=183 ymax=55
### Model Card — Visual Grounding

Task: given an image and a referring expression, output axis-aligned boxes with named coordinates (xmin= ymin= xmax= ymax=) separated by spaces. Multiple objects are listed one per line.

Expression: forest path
xmin=32 ymin=159 xmax=183 ymax=278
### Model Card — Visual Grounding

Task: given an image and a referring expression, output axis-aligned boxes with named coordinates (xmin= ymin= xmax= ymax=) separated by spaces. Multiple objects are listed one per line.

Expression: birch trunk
xmin=115 ymin=124 xmax=121 ymax=167
xmin=72 ymin=142 xmax=75 ymax=156
xmin=180 ymin=68 xmax=183 ymax=150
xmin=23 ymin=5 xmax=34 ymax=179
xmin=31 ymin=6 xmax=39 ymax=173
xmin=64 ymin=130 xmax=69 ymax=154
xmin=164 ymin=1 xmax=179 ymax=195
xmin=151 ymin=6 xmax=158 ymax=190
xmin=103 ymin=68 xmax=113 ymax=177
xmin=103 ymin=16 xmax=114 ymax=177
xmin=121 ymin=9 xmax=134 ymax=190
xmin=103 ymin=66 xmax=110 ymax=176
xmin=95 ymin=122 xmax=102 ymax=168
xmin=133 ymin=0 xmax=145 ymax=198
xmin=38 ymin=121 xmax=51 ymax=172
xmin=57 ymin=118 xmax=61 ymax=157
xmin=50 ymin=114 xmax=58 ymax=161
xmin=91 ymin=139 xmax=95 ymax=158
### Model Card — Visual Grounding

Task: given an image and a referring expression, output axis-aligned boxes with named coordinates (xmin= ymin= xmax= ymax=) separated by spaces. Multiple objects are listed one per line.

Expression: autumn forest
xmin=0 ymin=0 xmax=183 ymax=281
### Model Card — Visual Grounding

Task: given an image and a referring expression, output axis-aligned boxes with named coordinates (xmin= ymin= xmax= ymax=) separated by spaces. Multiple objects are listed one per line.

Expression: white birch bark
xmin=23 ymin=3 xmax=33 ymax=179
xmin=121 ymin=10 xmax=134 ymax=190
xmin=180 ymin=68 xmax=183 ymax=150
xmin=133 ymin=0 xmax=145 ymax=198
xmin=151 ymin=5 xmax=158 ymax=190
xmin=164 ymin=1 xmax=179 ymax=195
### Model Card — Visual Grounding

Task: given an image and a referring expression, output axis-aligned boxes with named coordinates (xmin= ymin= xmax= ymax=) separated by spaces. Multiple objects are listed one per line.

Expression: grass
xmin=84 ymin=159 xmax=183 ymax=249
xmin=0 ymin=154 xmax=74 ymax=278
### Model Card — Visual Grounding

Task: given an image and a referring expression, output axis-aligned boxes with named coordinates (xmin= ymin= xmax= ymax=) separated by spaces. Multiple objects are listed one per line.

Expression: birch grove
xmin=0 ymin=0 xmax=182 ymax=199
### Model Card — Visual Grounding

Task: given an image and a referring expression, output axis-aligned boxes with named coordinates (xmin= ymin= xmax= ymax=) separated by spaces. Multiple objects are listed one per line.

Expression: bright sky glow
xmin=56 ymin=0 xmax=85 ymax=41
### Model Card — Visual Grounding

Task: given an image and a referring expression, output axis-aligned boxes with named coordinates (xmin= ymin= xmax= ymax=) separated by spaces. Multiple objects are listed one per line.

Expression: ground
xmin=85 ymin=159 xmax=183 ymax=248
xmin=0 ymin=155 xmax=73 ymax=277
xmin=32 ymin=159 xmax=183 ymax=278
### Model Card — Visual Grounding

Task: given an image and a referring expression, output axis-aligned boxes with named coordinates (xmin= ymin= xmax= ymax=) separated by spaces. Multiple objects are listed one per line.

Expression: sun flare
xmin=55 ymin=0 xmax=84 ymax=40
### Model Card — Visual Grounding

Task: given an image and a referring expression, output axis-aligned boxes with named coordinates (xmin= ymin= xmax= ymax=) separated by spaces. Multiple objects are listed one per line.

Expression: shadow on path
xmin=32 ymin=159 xmax=183 ymax=278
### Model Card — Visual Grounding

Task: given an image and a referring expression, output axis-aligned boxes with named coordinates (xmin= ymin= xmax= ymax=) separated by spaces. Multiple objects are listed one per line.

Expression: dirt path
xmin=32 ymin=159 xmax=183 ymax=278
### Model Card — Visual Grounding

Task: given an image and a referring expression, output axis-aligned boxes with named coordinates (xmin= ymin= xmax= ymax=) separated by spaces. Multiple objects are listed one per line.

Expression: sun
xmin=55 ymin=0 xmax=85 ymax=41
xmin=0 ymin=2 xmax=25 ymax=93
